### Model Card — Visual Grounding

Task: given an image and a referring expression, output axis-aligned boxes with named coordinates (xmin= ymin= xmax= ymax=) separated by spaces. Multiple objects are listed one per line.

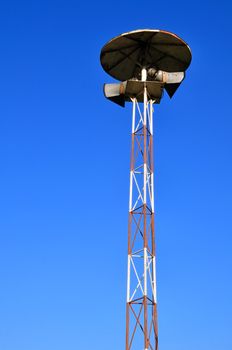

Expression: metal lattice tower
xmin=126 ymin=86 xmax=158 ymax=350
xmin=100 ymin=29 xmax=191 ymax=350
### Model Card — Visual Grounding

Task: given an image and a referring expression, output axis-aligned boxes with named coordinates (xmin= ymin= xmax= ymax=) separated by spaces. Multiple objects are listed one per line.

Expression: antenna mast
xmin=100 ymin=29 xmax=191 ymax=350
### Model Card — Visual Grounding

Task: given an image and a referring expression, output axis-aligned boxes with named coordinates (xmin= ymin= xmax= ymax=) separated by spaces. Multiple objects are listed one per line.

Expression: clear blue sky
xmin=0 ymin=1 xmax=231 ymax=349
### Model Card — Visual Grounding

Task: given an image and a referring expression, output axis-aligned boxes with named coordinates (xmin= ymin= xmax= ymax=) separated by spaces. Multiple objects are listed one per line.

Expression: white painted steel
xmin=153 ymin=256 xmax=157 ymax=303
xmin=141 ymin=68 xmax=147 ymax=82
xmin=135 ymin=101 xmax=143 ymax=133
xmin=143 ymin=86 xmax=147 ymax=126
xmin=143 ymin=163 xmax=147 ymax=204
xmin=143 ymin=87 xmax=147 ymax=206
xmin=131 ymin=257 xmax=144 ymax=295
xmin=130 ymin=272 xmax=145 ymax=302
xmin=132 ymin=98 xmax=136 ymax=133
xmin=127 ymin=255 xmax=131 ymax=302
xmin=150 ymin=101 xmax=153 ymax=135
xmin=144 ymin=248 xmax=147 ymax=296
xmin=129 ymin=171 xmax=133 ymax=212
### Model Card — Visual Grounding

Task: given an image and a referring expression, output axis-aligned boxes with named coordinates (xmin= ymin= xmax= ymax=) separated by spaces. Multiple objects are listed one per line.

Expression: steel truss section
xmin=126 ymin=86 xmax=158 ymax=350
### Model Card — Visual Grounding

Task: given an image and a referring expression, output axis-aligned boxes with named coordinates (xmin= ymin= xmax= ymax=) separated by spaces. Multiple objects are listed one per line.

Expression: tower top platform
xmin=100 ymin=29 xmax=192 ymax=82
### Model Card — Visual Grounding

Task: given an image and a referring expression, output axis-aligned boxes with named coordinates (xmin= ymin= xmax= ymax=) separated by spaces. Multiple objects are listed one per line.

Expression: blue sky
xmin=0 ymin=1 xmax=231 ymax=349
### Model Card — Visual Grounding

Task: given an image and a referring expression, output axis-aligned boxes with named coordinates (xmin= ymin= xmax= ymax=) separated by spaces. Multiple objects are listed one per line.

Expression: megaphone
xmin=103 ymin=82 xmax=127 ymax=107
xmin=103 ymin=71 xmax=185 ymax=107
xmin=147 ymin=69 xmax=185 ymax=98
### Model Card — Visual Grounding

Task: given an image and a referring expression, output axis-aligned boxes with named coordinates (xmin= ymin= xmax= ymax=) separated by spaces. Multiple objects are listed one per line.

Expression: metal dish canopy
xmin=100 ymin=29 xmax=192 ymax=106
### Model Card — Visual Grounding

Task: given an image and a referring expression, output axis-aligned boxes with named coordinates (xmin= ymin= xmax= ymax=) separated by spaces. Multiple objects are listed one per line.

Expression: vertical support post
xmin=126 ymin=84 xmax=158 ymax=350
xmin=143 ymin=84 xmax=148 ymax=350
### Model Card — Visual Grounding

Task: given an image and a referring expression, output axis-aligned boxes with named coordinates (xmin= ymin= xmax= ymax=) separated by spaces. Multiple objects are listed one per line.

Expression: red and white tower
xmin=100 ymin=29 xmax=191 ymax=350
